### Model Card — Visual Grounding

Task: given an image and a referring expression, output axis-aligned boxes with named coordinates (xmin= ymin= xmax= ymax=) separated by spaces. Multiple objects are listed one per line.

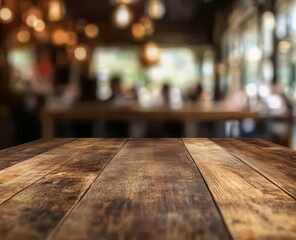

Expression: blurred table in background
xmin=41 ymin=101 xmax=258 ymax=138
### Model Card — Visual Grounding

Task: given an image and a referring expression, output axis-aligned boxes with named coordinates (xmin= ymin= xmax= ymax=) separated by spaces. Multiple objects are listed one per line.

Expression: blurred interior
xmin=1 ymin=0 xmax=296 ymax=149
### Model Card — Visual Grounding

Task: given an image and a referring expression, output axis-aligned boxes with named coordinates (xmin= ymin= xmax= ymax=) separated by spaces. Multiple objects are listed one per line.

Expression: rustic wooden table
xmin=0 ymin=138 xmax=295 ymax=239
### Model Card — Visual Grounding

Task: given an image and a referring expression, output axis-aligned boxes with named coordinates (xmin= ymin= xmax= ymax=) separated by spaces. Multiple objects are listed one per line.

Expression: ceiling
xmin=64 ymin=0 xmax=234 ymax=22
xmin=63 ymin=0 xmax=235 ymax=44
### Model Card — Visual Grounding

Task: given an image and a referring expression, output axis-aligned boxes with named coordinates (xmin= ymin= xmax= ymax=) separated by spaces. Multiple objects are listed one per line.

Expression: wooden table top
xmin=0 ymin=138 xmax=295 ymax=240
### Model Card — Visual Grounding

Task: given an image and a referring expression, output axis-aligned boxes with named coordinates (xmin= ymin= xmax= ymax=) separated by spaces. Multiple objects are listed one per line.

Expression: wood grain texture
xmin=0 ymin=139 xmax=126 ymax=240
xmin=183 ymin=138 xmax=296 ymax=239
xmin=50 ymin=139 xmax=230 ymax=240
xmin=0 ymin=138 xmax=103 ymax=204
xmin=243 ymin=138 xmax=296 ymax=161
xmin=211 ymin=138 xmax=296 ymax=198
xmin=0 ymin=139 xmax=75 ymax=170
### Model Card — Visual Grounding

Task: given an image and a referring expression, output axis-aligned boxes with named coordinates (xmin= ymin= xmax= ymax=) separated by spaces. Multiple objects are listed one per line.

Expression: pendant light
xmin=112 ymin=4 xmax=133 ymax=29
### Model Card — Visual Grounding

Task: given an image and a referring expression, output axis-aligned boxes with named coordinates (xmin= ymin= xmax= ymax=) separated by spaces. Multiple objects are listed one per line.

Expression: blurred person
xmin=104 ymin=75 xmax=129 ymax=137
xmin=161 ymin=83 xmax=170 ymax=104
xmin=270 ymin=78 xmax=293 ymax=116
xmin=79 ymin=65 xmax=97 ymax=102
xmin=187 ymin=83 xmax=203 ymax=102
xmin=264 ymin=79 xmax=293 ymax=146
xmin=32 ymin=49 xmax=54 ymax=96
xmin=106 ymin=76 xmax=125 ymax=101
xmin=54 ymin=48 xmax=70 ymax=87
xmin=13 ymin=48 xmax=55 ymax=144
xmin=146 ymin=83 xmax=182 ymax=137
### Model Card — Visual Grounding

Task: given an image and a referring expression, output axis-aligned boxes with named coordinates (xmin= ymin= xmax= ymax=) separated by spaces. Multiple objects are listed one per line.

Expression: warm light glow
xmin=48 ymin=0 xmax=65 ymax=21
xmin=33 ymin=19 xmax=45 ymax=32
xmin=146 ymin=0 xmax=165 ymax=20
xmin=74 ymin=46 xmax=88 ymax=61
xmin=0 ymin=7 xmax=13 ymax=23
xmin=67 ymin=31 xmax=78 ymax=46
xmin=217 ymin=63 xmax=226 ymax=75
xmin=144 ymin=41 xmax=161 ymax=64
xmin=262 ymin=11 xmax=275 ymax=30
xmin=23 ymin=7 xmax=43 ymax=27
xmin=246 ymin=46 xmax=262 ymax=62
xmin=52 ymin=29 xmax=69 ymax=45
xmin=110 ymin=0 xmax=138 ymax=4
xmin=279 ymin=40 xmax=291 ymax=54
xmin=84 ymin=24 xmax=99 ymax=38
xmin=131 ymin=23 xmax=145 ymax=39
xmin=246 ymin=83 xmax=257 ymax=97
xmin=26 ymin=15 xmax=38 ymax=27
xmin=113 ymin=4 xmax=133 ymax=29
xmin=17 ymin=29 xmax=31 ymax=43
xmin=140 ymin=16 xmax=154 ymax=35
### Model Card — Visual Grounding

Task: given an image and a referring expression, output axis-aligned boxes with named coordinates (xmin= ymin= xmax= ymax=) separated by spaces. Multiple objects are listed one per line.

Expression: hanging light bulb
xmin=48 ymin=0 xmax=65 ymax=22
xmin=143 ymin=41 xmax=161 ymax=64
xmin=113 ymin=4 xmax=133 ymax=29
xmin=145 ymin=0 xmax=165 ymax=20
xmin=0 ymin=6 xmax=14 ymax=23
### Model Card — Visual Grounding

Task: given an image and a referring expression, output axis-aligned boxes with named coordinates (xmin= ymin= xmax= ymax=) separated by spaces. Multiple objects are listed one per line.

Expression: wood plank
xmin=0 ymin=138 xmax=103 ymax=204
xmin=50 ymin=139 xmax=230 ymax=240
xmin=0 ymin=138 xmax=75 ymax=170
xmin=243 ymin=138 xmax=296 ymax=161
xmin=0 ymin=138 xmax=126 ymax=240
xmin=211 ymin=138 xmax=296 ymax=198
xmin=0 ymin=138 xmax=53 ymax=155
xmin=183 ymin=138 xmax=296 ymax=239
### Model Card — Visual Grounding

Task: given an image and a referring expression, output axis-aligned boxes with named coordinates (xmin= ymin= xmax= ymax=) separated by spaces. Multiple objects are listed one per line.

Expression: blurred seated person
xmin=255 ymin=79 xmax=293 ymax=146
xmin=270 ymin=79 xmax=292 ymax=116
xmin=146 ymin=83 xmax=182 ymax=137
xmin=187 ymin=83 xmax=203 ymax=102
xmin=79 ymin=65 xmax=97 ymax=102
xmin=160 ymin=83 xmax=183 ymax=109
xmin=104 ymin=75 xmax=129 ymax=137
xmin=106 ymin=76 xmax=125 ymax=101
xmin=161 ymin=83 xmax=170 ymax=104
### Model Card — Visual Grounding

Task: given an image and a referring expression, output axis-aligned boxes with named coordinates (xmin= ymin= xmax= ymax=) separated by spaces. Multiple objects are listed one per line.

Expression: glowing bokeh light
xmin=52 ymin=29 xmax=69 ymax=45
xmin=113 ymin=4 xmax=133 ymax=29
xmin=23 ymin=7 xmax=43 ymax=27
xmin=17 ymin=29 xmax=31 ymax=43
xmin=143 ymin=41 xmax=161 ymax=64
xmin=262 ymin=11 xmax=275 ymax=30
xmin=48 ymin=0 xmax=65 ymax=21
xmin=0 ymin=7 xmax=13 ymax=23
xmin=85 ymin=24 xmax=99 ymax=38
xmin=26 ymin=15 xmax=38 ymax=27
xmin=74 ymin=46 xmax=88 ymax=61
xmin=146 ymin=0 xmax=165 ymax=20
xmin=279 ymin=40 xmax=291 ymax=54
xmin=131 ymin=23 xmax=145 ymax=39
xmin=140 ymin=16 xmax=154 ymax=35
xmin=33 ymin=19 xmax=45 ymax=32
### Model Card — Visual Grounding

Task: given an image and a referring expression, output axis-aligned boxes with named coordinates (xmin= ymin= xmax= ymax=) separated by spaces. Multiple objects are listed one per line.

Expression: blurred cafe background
xmin=0 ymin=0 xmax=296 ymax=149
